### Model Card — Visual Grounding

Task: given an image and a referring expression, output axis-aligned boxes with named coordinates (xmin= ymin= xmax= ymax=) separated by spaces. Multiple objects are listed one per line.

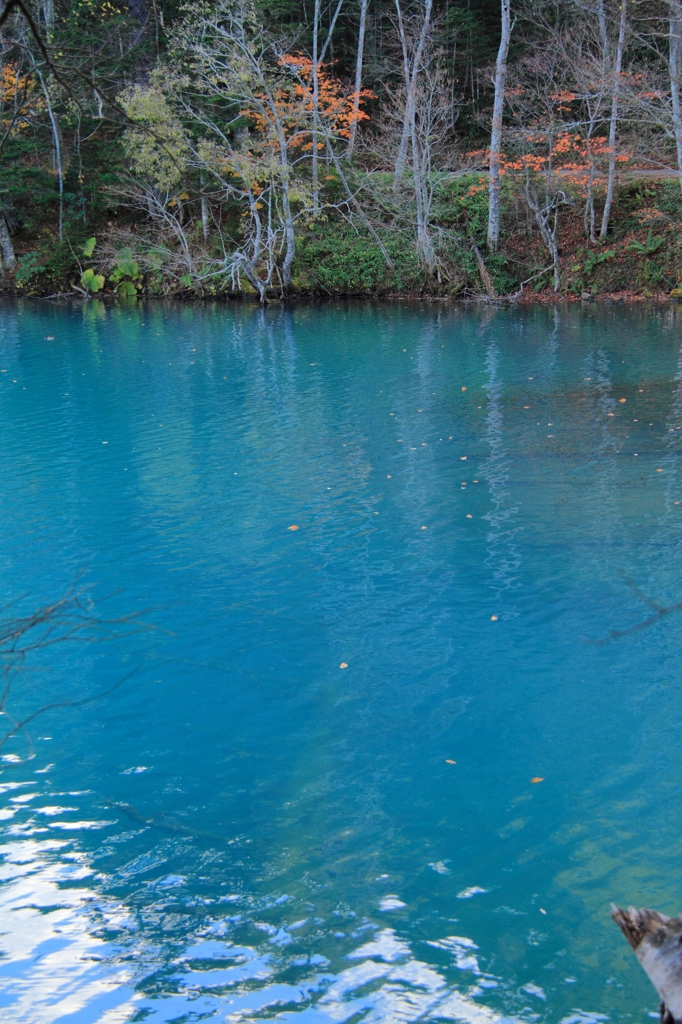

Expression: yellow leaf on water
xmin=339 ymin=662 xmax=348 ymax=669
xmin=288 ymin=525 xmax=299 ymax=531
xmin=491 ymin=615 xmax=498 ymax=621
xmin=445 ymin=759 xmax=456 ymax=764
xmin=421 ymin=525 xmax=427 ymax=530
xmin=657 ymin=468 xmax=663 ymax=472
xmin=531 ymin=777 xmax=544 ymax=784
xmin=462 ymin=387 xmax=467 ymax=391
xmin=619 ymin=398 xmax=626 ymax=403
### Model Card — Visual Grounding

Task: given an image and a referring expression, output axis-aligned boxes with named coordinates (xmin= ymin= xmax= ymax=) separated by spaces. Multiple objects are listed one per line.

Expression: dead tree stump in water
xmin=612 ymin=905 xmax=682 ymax=1023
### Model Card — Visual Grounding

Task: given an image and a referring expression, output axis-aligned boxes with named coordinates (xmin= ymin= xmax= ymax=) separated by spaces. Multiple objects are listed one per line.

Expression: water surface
xmin=1 ymin=299 xmax=682 ymax=1023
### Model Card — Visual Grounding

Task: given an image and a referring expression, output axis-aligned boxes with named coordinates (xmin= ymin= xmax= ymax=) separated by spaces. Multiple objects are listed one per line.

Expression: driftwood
xmin=612 ymin=905 xmax=682 ymax=1023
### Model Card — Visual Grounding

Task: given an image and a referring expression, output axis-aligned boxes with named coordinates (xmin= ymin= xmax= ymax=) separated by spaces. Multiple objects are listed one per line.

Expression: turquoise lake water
xmin=1 ymin=299 xmax=682 ymax=1023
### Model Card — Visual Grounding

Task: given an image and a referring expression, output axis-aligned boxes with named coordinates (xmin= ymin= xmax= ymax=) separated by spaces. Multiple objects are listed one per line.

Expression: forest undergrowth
xmin=9 ymin=173 xmax=682 ymax=302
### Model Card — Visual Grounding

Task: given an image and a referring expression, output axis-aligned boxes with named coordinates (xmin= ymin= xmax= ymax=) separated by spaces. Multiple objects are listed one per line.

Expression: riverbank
xmin=5 ymin=172 xmax=682 ymax=302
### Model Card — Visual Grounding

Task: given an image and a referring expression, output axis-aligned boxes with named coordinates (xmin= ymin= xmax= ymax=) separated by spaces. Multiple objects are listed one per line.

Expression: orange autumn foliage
xmin=0 ymin=63 xmax=39 ymax=130
xmin=246 ymin=55 xmax=373 ymax=151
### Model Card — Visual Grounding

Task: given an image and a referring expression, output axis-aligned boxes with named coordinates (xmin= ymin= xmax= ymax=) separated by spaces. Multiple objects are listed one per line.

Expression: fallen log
xmin=612 ymin=905 xmax=682 ymax=1023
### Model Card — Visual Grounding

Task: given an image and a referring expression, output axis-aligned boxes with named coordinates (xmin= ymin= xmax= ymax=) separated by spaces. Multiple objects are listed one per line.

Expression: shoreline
xmin=0 ymin=288 xmax=676 ymax=306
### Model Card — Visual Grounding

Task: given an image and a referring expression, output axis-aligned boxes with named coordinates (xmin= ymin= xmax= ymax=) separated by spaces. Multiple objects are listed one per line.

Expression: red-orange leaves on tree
xmin=246 ymin=55 xmax=373 ymax=152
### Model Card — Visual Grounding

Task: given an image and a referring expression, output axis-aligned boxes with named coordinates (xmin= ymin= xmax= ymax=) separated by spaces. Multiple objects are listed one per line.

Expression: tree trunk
xmin=599 ymin=0 xmax=628 ymax=240
xmin=392 ymin=0 xmax=433 ymax=188
xmin=524 ymin=175 xmax=563 ymax=293
xmin=347 ymin=0 xmax=369 ymax=156
xmin=37 ymin=71 xmax=64 ymax=243
xmin=412 ymin=125 xmax=435 ymax=273
xmin=597 ymin=0 xmax=609 ymax=60
xmin=200 ymin=173 xmax=210 ymax=243
xmin=669 ymin=0 xmax=682 ymax=193
xmin=487 ymin=0 xmax=511 ymax=251
xmin=473 ymin=244 xmax=496 ymax=298
xmin=581 ymin=0 xmax=608 ymax=240
xmin=0 ymin=215 xmax=16 ymax=274
xmin=311 ymin=0 xmax=321 ymax=214
xmin=612 ymin=905 xmax=682 ymax=1023
xmin=42 ymin=0 xmax=54 ymax=38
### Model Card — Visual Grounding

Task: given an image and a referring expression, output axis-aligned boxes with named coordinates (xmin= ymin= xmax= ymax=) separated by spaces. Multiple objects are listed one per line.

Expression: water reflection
xmin=3 ymin=301 xmax=682 ymax=1023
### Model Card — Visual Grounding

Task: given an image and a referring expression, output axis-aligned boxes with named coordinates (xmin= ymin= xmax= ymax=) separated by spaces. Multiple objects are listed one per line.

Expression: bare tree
xmin=504 ymin=46 xmax=576 ymax=291
xmin=487 ymin=0 xmax=512 ymax=250
xmin=392 ymin=0 xmax=434 ymax=187
xmin=670 ymin=0 xmax=682 ymax=191
xmin=347 ymin=0 xmax=369 ymax=156
xmin=311 ymin=0 xmax=344 ymax=211
xmin=372 ymin=15 xmax=457 ymax=274
xmin=599 ymin=0 xmax=628 ymax=238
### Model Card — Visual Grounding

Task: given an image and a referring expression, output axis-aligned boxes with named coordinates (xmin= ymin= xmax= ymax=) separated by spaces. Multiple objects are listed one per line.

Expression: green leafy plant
xmin=584 ymin=249 xmax=615 ymax=275
xmin=15 ymin=252 xmax=45 ymax=287
xmin=627 ymin=229 xmax=665 ymax=255
xmin=82 ymin=236 xmax=97 ymax=258
xmin=109 ymin=250 xmax=143 ymax=296
xmin=80 ymin=268 xmax=105 ymax=293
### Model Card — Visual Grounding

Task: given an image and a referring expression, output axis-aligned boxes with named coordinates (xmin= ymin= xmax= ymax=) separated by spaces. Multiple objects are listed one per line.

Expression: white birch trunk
xmin=200 ymin=175 xmax=210 ymax=244
xmin=37 ymin=71 xmax=64 ymax=243
xmin=347 ymin=0 xmax=369 ymax=156
xmin=311 ymin=0 xmax=321 ymax=214
xmin=599 ymin=0 xmax=628 ymax=240
xmin=486 ymin=0 xmax=511 ymax=251
xmin=669 ymin=0 xmax=682 ymax=193
xmin=584 ymin=0 xmax=608 ymax=241
xmin=0 ymin=215 xmax=16 ymax=274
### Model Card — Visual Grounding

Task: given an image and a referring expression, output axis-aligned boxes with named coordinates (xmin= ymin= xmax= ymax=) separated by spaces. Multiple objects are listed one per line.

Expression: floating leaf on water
xmin=460 ymin=456 xmax=467 ymax=460
xmin=339 ymin=662 xmax=348 ymax=669
xmin=445 ymin=759 xmax=456 ymax=764
xmin=421 ymin=526 xmax=427 ymax=530
xmin=288 ymin=525 xmax=299 ymax=531
xmin=657 ymin=468 xmax=663 ymax=472
xmin=619 ymin=398 xmax=626 ymax=403
xmin=539 ymin=908 xmax=548 ymax=915
xmin=461 ymin=387 xmax=467 ymax=392
xmin=531 ymin=777 xmax=544 ymax=784
xmin=491 ymin=615 xmax=498 ymax=621
xmin=466 ymin=514 xmax=473 ymax=519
